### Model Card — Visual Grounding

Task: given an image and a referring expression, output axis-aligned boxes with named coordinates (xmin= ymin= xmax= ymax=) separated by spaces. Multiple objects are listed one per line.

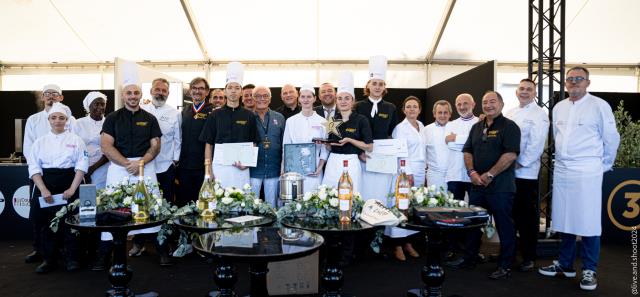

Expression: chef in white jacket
xmin=422 ymin=100 xmax=452 ymax=189
xmin=504 ymin=78 xmax=549 ymax=272
xmin=282 ymin=84 xmax=328 ymax=192
xmin=538 ymin=67 xmax=620 ymax=291
xmin=73 ymin=91 xmax=109 ymax=189
xmin=444 ymin=94 xmax=478 ymax=200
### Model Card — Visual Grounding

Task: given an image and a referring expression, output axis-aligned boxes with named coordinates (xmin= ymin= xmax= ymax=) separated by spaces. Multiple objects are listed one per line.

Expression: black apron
xmin=33 ymin=168 xmax=77 ymax=218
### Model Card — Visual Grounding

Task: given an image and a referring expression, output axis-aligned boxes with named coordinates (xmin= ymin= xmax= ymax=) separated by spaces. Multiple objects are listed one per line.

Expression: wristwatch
xmin=487 ymin=172 xmax=495 ymax=180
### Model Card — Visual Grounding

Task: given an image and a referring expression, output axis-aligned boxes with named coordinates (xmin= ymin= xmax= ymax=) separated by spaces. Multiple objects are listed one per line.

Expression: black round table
xmin=67 ymin=215 xmax=169 ymax=297
xmin=192 ymin=226 xmax=324 ymax=297
xmin=401 ymin=207 xmax=489 ymax=297
xmin=173 ymin=213 xmax=276 ymax=234
xmin=280 ymin=217 xmax=382 ymax=297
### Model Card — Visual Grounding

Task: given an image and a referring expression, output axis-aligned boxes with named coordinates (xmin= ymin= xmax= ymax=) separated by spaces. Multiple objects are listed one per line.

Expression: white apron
xmin=426 ymin=169 xmax=447 ymax=191
xmin=360 ymin=166 xmax=394 ymax=202
xmin=321 ymin=154 xmax=362 ymax=193
xmin=91 ymin=163 xmax=108 ymax=190
xmin=213 ymin=163 xmax=250 ymax=189
xmin=303 ymin=174 xmax=323 ymax=194
xmin=102 ymin=158 xmax=159 ymax=241
xmin=551 ymin=158 xmax=603 ymax=237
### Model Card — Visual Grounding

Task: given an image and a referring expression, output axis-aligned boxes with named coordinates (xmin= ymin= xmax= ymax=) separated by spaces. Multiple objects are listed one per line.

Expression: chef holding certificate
xmin=199 ymin=62 xmax=260 ymax=188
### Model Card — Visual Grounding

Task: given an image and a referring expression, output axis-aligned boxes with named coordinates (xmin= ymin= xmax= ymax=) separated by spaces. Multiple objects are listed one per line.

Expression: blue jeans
xmin=464 ymin=191 xmax=516 ymax=269
xmin=558 ymin=233 xmax=600 ymax=272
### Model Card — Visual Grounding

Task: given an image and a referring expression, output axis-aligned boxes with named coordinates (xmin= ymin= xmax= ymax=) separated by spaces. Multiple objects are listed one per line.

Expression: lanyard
xmin=258 ymin=112 xmax=270 ymax=135
xmin=192 ymin=101 xmax=205 ymax=114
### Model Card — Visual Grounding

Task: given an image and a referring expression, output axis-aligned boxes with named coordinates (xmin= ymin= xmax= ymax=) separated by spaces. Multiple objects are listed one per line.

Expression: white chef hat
xmin=48 ymin=102 xmax=71 ymax=118
xmin=337 ymin=72 xmax=355 ymax=98
xmin=368 ymin=55 xmax=387 ymax=81
xmin=225 ymin=62 xmax=244 ymax=86
xmin=42 ymin=84 xmax=62 ymax=95
xmin=299 ymin=84 xmax=315 ymax=95
xmin=83 ymin=91 xmax=108 ymax=113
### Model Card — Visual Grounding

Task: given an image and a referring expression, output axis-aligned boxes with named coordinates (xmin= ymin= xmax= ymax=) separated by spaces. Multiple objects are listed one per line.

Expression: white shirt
xmin=141 ymin=103 xmax=182 ymax=173
xmin=27 ymin=131 xmax=89 ymax=178
xmin=392 ymin=118 xmax=425 ymax=175
xmin=72 ymin=116 xmax=105 ymax=166
xmin=23 ymin=109 xmax=76 ymax=164
xmin=322 ymin=105 xmax=336 ymax=119
xmin=422 ymin=121 xmax=449 ymax=174
xmin=444 ymin=116 xmax=478 ymax=182
xmin=553 ymin=93 xmax=620 ymax=171
xmin=283 ymin=112 xmax=329 ymax=162
xmin=504 ymin=101 xmax=550 ymax=179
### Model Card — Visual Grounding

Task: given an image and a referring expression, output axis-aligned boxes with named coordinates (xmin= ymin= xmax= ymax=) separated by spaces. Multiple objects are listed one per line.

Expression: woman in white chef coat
xmin=321 ymin=72 xmax=373 ymax=192
xmin=28 ymin=102 xmax=89 ymax=273
xmin=72 ymin=91 xmax=109 ymax=189
xmin=282 ymin=84 xmax=328 ymax=192
xmin=386 ymin=96 xmax=424 ymax=261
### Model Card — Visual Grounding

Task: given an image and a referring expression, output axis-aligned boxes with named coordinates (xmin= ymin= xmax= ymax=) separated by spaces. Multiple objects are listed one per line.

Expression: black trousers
xmin=175 ymin=167 xmax=204 ymax=207
xmin=157 ymin=164 xmax=177 ymax=202
xmin=32 ymin=168 xmax=79 ymax=263
xmin=447 ymin=181 xmax=472 ymax=201
xmin=514 ymin=178 xmax=539 ymax=262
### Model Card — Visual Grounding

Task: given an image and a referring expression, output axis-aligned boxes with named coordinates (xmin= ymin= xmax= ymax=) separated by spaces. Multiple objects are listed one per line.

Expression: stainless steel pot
xmin=279 ymin=172 xmax=304 ymax=204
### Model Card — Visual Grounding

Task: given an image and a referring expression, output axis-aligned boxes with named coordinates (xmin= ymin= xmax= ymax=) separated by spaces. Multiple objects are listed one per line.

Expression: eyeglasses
xmin=212 ymin=96 xmax=224 ymax=99
xmin=565 ymin=76 xmax=587 ymax=84
xmin=191 ymin=87 xmax=207 ymax=92
xmin=43 ymin=92 xmax=60 ymax=97
xmin=254 ymin=94 xmax=271 ymax=100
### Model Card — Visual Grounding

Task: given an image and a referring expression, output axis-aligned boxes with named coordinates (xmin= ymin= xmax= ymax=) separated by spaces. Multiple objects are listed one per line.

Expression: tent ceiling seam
xmin=180 ymin=0 xmax=211 ymax=61
xmin=48 ymin=0 xmax=99 ymax=61
xmin=426 ymin=0 xmax=456 ymax=63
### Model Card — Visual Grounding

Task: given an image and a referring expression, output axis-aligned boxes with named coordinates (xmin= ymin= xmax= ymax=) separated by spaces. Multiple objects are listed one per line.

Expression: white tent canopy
xmin=0 ymin=0 xmax=638 ymax=91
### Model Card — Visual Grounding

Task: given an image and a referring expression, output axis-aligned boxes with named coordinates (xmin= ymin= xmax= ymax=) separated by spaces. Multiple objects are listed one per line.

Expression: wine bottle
xmin=395 ymin=159 xmax=411 ymax=215
xmin=198 ymin=159 xmax=216 ymax=219
xmin=132 ymin=160 xmax=150 ymax=222
xmin=338 ymin=160 xmax=353 ymax=223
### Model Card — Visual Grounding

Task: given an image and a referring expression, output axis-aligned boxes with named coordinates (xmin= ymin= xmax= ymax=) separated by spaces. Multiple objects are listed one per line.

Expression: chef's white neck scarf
xmin=369 ymin=97 xmax=382 ymax=118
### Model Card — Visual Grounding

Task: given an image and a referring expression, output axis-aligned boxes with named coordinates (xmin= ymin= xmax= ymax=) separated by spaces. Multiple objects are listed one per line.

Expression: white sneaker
xmin=580 ymin=269 xmax=597 ymax=290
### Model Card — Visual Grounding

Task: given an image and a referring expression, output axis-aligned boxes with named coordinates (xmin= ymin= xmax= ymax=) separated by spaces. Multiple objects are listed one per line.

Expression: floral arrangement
xmin=276 ymin=184 xmax=365 ymax=221
xmin=410 ymin=185 xmax=468 ymax=208
xmin=96 ymin=177 xmax=175 ymax=217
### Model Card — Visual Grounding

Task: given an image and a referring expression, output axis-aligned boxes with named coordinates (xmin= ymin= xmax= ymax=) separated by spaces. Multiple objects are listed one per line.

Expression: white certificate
xmin=372 ymin=139 xmax=408 ymax=157
xmin=366 ymin=153 xmax=398 ymax=174
xmin=225 ymin=215 xmax=263 ymax=224
xmin=39 ymin=194 xmax=67 ymax=208
xmin=214 ymin=142 xmax=259 ymax=167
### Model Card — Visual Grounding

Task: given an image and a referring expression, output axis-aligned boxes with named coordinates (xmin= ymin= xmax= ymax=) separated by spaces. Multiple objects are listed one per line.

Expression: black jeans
xmin=157 ymin=164 xmax=176 ymax=203
xmin=175 ymin=167 xmax=204 ymax=207
xmin=513 ymin=178 xmax=539 ymax=262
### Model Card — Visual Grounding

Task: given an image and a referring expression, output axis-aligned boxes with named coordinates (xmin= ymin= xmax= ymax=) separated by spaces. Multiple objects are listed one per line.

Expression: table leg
xmin=322 ymin=235 xmax=344 ymax=297
xmin=108 ymin=230 xmax=134 ymax=297
xmin=248 ymin=261 xmax=269 ymax=297
xmin=407 ymin=231 xmax=445 ymax=297
xmin=210 ymin=255 xmax=237 ymax=297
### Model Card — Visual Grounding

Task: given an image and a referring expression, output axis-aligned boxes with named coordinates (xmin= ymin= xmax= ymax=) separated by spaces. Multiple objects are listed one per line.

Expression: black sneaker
xmin=580 ymin=270 xmax=597 ymax=290
xmin=488 ymin=267 xmax=511 ymax=280
xmin=25 ymin=250 xmax=42 ymax=263
xmin=517 ymin=261 xmax=535 ymax=272
xmin=538 ymin=260 xmax=576 ymax=277
xmin=35 ymin=261 xmax=57 ymax=274
xmin=66 ymin=260 xmax=80 ymax=272
xmin=445 ymin=257 xmax=476 ymax=270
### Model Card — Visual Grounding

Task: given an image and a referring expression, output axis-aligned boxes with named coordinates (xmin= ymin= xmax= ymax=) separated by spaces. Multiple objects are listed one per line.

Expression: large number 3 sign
xmin=607 ymin=180 xmax=640 ymax=231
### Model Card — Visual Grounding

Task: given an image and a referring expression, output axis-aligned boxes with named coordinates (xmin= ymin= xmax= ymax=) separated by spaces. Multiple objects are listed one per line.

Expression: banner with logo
xmin=602 ymin=168 xmax=640 ymax=244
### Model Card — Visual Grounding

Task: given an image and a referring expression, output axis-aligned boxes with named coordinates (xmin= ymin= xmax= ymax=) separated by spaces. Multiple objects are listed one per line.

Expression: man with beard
xmin=177 ymin=77 xmax=215 ymax=207
xmin=315 ymin=82 xmax=337 ymax=119
xmin=23 ymin=84 xmax=76 ymax=264
xmin=242 ymin=84 xmax=256 ymax=112
xmin=210 ymin=88 xmax=226 ymax=109
xmin=276 ymin=84 xmax=300 ymax=120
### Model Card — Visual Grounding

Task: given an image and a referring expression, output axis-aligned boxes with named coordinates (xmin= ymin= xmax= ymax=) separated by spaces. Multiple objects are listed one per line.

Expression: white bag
xmin=359 ymin=199 xmax=406 ymax=226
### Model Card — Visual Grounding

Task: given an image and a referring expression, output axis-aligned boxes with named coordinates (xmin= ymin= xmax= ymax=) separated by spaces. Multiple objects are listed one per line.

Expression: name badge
xmin=136 ymin=121 xmax=148 ymax=126
xmin=345 ymin=128 xmax=356 ymax=133
xmin=378 ymin=113 xmax=389 ymax=119
xmin=488 ymin=130 xmax=499 ymax=138
xmin=194 ymin=112 xmax=208 ymax=120
xmin=263 ymin=137 xmax=271 ymax=150
xmin=236 ymin=120 xmax=247 ymax=125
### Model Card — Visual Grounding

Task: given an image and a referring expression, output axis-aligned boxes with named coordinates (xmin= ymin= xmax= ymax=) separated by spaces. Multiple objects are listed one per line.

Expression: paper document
xmin=366 ymin=153 xmax=398 ymax=174
xmin=372 ymin=139 xmax=408 ymax=157
xmin=214 ymin=142 xmax=259 ymax=167
xmin=225 ymin=215 xmax=263 ymax=224
xmin=39 ymin=194 xmax=67 ymax=208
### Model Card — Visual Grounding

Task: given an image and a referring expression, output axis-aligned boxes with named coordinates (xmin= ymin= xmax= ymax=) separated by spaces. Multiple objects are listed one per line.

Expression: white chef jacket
xmin=421 ymin=121 xmax=449 ymax=189
xmin=444 ymin=116 xmax=478 ymax=183
xmin=23 ymin=108 xmax=76 ymax=164
xmin=504 ymin=101 xmax=550 ymax=180
xmin=72 ymin=116 xmax=105 ymax=166
xmin=283 ymin=112 xmax=329 ymax=192
xmin=141 ymin=103 xmax=182 ymax=173
xmin=391 ymin=118 xmax=425 ymax=177
xmin=27 ymin=131 xmax=89 ymax=178
xmin=551 ymin=93 xmax=620 ymax=237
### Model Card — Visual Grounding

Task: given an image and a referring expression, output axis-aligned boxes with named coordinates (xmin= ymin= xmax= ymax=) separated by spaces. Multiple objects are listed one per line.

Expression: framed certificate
xmin=284 ymin=143 xmax=317 ymax=175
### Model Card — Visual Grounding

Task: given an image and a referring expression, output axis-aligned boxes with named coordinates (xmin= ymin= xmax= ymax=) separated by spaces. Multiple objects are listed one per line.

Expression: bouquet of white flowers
xmin=276 ymin=184 xmax=365 ymax=221
xmin=410 ymin=184 xmax=468 ymax=208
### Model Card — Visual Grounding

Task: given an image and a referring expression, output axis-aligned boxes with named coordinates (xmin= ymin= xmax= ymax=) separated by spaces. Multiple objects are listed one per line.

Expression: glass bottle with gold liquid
xmin=338 ymin=160 xmax=353 ymax=223
xmin=395 ymin=159 xmax=411 ymax=216
xmin=198 ymin=159 xmax=216 ymax=219
xmin=132 ymin=160 xmax=150 ymax=222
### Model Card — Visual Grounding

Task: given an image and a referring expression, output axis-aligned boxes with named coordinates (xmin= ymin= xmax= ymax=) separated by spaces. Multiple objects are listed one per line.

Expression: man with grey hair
xmin=445 ymin=93 xmax=478 ymax=198
xmin=276 ymin=84 xmax=300 ymax=120
xmin=250 ymin=86 xmax=285 ymax=207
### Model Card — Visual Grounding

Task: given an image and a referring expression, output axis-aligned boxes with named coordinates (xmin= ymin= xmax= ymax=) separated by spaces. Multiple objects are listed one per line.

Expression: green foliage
xmin=276 ymin=184 xmax=365 ymax=221
xmin=614 ymin=101 xmax=640 ymax=168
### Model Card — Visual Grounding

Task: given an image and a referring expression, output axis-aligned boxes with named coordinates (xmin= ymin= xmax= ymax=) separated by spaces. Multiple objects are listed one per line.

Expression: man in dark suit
xmin=314 ymin=82 xmax=337 ymax=119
